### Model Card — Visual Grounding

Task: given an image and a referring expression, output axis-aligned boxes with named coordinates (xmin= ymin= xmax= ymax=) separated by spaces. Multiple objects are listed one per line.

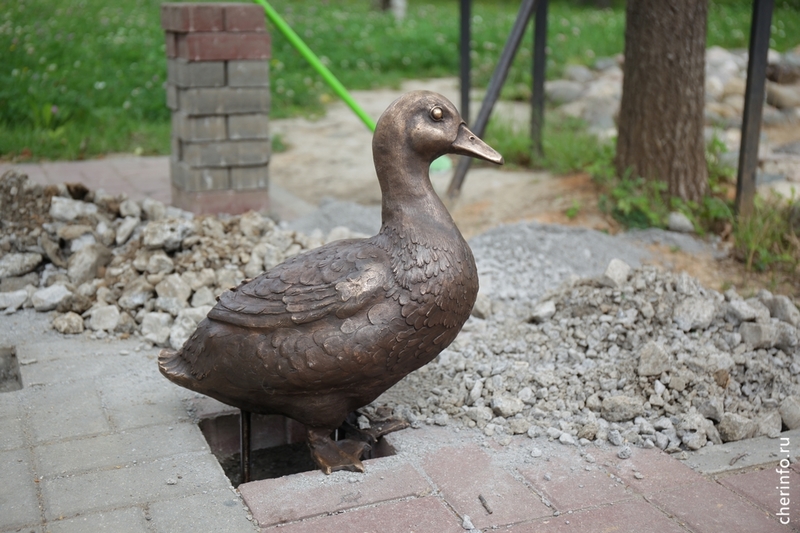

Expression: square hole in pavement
xmin=199 ymin=412 xmax=397 ymax=486
xmin=0 ymin=345 xmax=22 ymax=393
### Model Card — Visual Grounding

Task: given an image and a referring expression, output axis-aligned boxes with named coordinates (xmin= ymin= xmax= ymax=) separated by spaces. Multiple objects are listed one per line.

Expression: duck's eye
xmin=430 ymin=106 xmax=444 ymax=121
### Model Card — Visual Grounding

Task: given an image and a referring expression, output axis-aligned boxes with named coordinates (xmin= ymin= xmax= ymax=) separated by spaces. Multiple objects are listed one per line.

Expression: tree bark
xmin=615 ymin=0 xmax=708 ymax=203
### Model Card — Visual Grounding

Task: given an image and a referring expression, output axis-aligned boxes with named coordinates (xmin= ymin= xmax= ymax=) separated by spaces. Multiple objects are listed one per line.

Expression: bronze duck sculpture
xmin=159 ymin=90 xmax=503 ymax=475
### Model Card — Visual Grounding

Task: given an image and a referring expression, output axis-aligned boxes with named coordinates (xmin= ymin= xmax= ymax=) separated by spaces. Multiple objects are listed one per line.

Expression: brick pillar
xmin=161 ymin=3 xmax=271 ymax=215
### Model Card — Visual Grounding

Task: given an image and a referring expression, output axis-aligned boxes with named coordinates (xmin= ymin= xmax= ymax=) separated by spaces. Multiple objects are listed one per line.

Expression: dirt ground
xmin=269 ymin=78 xmax=799 ymax=298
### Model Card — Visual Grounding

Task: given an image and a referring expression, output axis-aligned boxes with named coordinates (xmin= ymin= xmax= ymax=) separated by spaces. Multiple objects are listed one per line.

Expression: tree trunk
xmin=615 ymin=0 xmax=708 ymax=203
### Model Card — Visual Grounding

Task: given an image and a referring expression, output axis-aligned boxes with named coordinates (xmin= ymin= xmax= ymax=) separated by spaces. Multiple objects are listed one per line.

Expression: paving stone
xmin=149 ymin=489 xmax=256 ymax=533
xmin=260 ymin=496 xmax=462 ymax=533
xmin=171 ymin=111 xmax=227 ymax=141
xmin=240 ymin=459 xmax=432 ymax=527
xmin=231 ymin=165 xmax=269 ymax=190
xmin=179 ymin=87 xmax=270 ymax=116
xmin=0 ymin=412 xmax=25 ymax=451
xmin=227 ymin=60 xmax=270 ymax=87
xmin=22 ymin=381 xmax=110 ymax=444
xmin=40 ymin=452 xmax=225 ymax=521
xmin=0 ymin=448 xmax=40 ymax=530
xmin=519 ymin=454 xmax=632 ymax=511
xmin=421 ymin=444 xmax=550 ymax=529
xmin=46 ymin=506 xmax=149 ymax=533
xmin=685 ymin=429 xmax=800 ymax=475
xmin=167 ymin=59 xmax=225 ymax=88
xmin=170 ymin=159 xmax=230 ymax=192
xmin=35 ymin=423 xmax=208 ymax=477
xmin=649 ymin=479 xmax=788 ymax=533
xmin=183 ymin=140 xmax=270 ymax=167
xmin=598 ymin=446 xmax=706 ymax=496
xmin=720 ymin=465 xmax=800 ymax=525
xmin=19 ymin=349 xmax=140 ymax=386
xmin=227 ymin=114 xmax=270 ymax=140
xmin=504 ymin=498 xmax=686 ymax=532
xmin=97 ymin=371 xmax=190 ymax=430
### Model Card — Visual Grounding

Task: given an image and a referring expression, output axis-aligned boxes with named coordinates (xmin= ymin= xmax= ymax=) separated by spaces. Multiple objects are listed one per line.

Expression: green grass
xmin=1 ymin=0 xmax=798 ymax=161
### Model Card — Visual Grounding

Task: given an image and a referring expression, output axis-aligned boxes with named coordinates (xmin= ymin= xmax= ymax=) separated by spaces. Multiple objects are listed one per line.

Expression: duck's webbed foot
xmin=346 ymin=408 xmax=410 ymax=446
xmin=307 ymin=427 xmax=371 ymax=475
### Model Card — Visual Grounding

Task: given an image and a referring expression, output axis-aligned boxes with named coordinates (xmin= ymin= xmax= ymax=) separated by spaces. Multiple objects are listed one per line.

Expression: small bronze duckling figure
xmin=159 ymin=90 xmax=503 ymax=475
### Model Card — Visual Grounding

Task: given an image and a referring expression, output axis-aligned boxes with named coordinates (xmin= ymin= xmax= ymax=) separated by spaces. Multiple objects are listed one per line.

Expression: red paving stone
xmin=421 ymin=444 xmax=551 ymax=530
xmin=519 ymin=453 xmax=633 ymax=511
xmin=649 ymin=478 xmax=790 ymax=533
xmin=598 ymin=446 xmax=706 ymax=496
xmin=259 ymin=495 xmax=462 ymax=533
xmin=504 ymin=498 xmax=686 ymax=533
xmin=720 ymin=465 xmax=800 ymax=529
xmin=239 ymin=461 xmax=433 ymax=528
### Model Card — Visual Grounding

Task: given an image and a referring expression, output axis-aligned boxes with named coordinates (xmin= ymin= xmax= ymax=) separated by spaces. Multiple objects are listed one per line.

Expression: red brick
xmin=259 ymin=496 xmax=461 ymax=533
xmin=720 ymin=465 xmax=800 ymax=525
xmin=176 ymin=32 xmax=270 ymax=61
xmin=171 ymin=185 xmax=269 ymax=215
xmin=165 ymin=31 xmax=178 ymax=58
xmin=505 ymin=498 xmax=687 ymax=533
xmin=519 ymin=454 xmax=633 ymax=512
xmin=240 ymin=461 xmax=433 ymax=527
xmin=224 ymin=4 xmax=266 ymax=32
xmin=649 ymin=479 xmax=788 ymax=533
xmin=597 ymin=446 xmax=706 ymax=496
xmin=161 ymin=3 xmax=225 ymax=32
xmin=421 ymin=444 xmax=551 ymax=529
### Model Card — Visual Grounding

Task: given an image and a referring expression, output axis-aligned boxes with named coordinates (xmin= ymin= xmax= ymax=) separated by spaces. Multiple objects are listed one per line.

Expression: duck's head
xmin=373 ymin=90 xmax=504 ymax=173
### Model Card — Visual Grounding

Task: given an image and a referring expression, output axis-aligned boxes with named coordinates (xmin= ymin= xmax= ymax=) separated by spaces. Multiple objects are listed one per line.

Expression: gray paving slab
xmin=40 ymin=451 xmax=227 ymax=521
xmin=97 ymin=371 xmax=190 ymax=430
xmin=18 ymin=344 xmax=143 ymax=386
xmin=0 ymin=411 xmax=25 ymax=451
xmin=684 ymin=428 xmax=800 ymax=474
xmin=35 ymin=423 xmax=209 ymax=477
xmin=22 ymin=381 xmax=110 ymax=444
xmin=149 ymin=489 xmax=258 ymax=533
xmin=0 ymin=448 xmax=41 ymax=531
xmin=45 ymin=507 xmax=149 ymax=533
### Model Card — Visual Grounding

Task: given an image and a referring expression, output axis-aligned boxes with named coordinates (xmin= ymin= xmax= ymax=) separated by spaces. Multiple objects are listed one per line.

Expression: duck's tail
xmin=158 ymin=349 xmax=196 ymax=389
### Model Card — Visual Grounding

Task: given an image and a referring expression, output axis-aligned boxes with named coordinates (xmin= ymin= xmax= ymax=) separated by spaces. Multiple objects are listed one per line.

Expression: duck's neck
xmin=374 ymin=147 xmax=455 ymax=239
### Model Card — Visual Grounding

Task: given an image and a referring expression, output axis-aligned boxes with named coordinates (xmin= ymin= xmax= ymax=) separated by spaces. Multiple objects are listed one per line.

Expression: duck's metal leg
xmin=240 ymin=409 xmax=252 ymax=484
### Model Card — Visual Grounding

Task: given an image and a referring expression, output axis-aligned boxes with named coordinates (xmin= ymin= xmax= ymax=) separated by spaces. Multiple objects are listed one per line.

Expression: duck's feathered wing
xmin=162 ymin=239 xmax=404 ymax=394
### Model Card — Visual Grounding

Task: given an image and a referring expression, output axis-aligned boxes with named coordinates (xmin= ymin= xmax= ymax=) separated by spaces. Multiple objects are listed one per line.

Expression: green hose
xmin=253 ymin=0 xmax=452 ymax=172
xmin=253 ymin=0 xmax=376 ymax=132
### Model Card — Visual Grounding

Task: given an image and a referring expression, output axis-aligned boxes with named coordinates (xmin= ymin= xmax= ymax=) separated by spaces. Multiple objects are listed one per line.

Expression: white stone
xmin=116 ymin=216 xmax=139 ymax=245
xmin=67 ymin=244 xmax=111 ymax=285
xmin=490 ymin=396 xmax=524 ymax=417
xmin=142 ymin=198 xmax=166 ymax=221
xmin=637 ymin=341 xmax=670 ymax=377
xmin=141 ymin=312 xmax=174 ymax=346
xmin=156 ymin=274 xmax=192 ymax=302
xmin=119 ymin=199 xmax=142 ymax=218
xmin=602 ymin=395 xmax=644 ymax=422
xmin=190 ymin=286 xmax=216 ymax=308
xmin=780 ymin=396 xmax=800 ymax=430
xmin=53 ymin=311 xmax=84 ymax=334
xmin=739 ymin=322 xmax=777 ymax=349
xmin=88 ymin=305 xmax=121 ymax=332
xmin=529 ymin=300 xmax=556 ymax=323
xmin=118 ymin=278 xmax=154 ymax=310
xmin=718 ymin=413 xmax=755 ymax=442
xmin=599 ymin=258 xmax=631 ymax=288
xmin=0 ymin=253 xmax=42 ymax=278
xmin=667 ymin=212 xmax=694 ymax=233
xmin=49 ymin=196 xmax=98 ymax=221
xmin=142 ymin=218 xmax=194 ymax=251
xmin=673 ymin=297 xmax=716 ymax=331
xmin=0 ymin=289 xmax=29 ymax=312
xmin=32 ymin=284 xmax=72 ymax=312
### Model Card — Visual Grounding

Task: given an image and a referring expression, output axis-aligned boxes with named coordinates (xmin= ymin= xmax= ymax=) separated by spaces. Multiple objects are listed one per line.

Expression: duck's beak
xmin=450 ymin=123 xmax=504 ymax=165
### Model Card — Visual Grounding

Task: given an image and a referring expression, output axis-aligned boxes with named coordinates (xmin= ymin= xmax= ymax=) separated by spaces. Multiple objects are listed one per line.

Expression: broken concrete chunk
xmin=0 ymin=252 xmax=42 ymax=279
xmin=601 ymin=395 xmax=644 ymax=422
xmin=599 ymin=258 xmax=631 ymax=288
xmin=673 ymin=296 xmax=716 ymax=331
xmin=718 ymin=412 xmax=755 ymax=442
xmin=637 ymin=341 xmax=670 ymax=377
